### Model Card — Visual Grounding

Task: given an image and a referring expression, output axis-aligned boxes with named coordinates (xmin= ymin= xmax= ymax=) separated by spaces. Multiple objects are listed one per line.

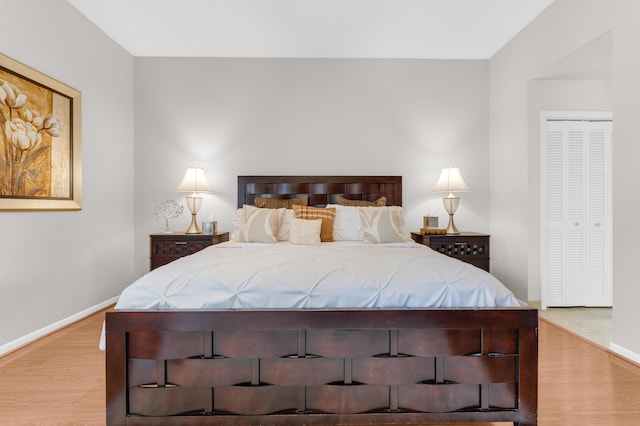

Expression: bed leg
xmin=105 ymin=314 xmax=127 ymax=426
xmin=515 ymin=326 xmax=539 ymax=426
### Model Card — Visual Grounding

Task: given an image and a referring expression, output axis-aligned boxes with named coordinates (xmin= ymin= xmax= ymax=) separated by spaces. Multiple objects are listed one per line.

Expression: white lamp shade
xmin=176 ymin=167 xmax=212 ymax=194
xmin=432 ymin=166 xmax=470 ymax=193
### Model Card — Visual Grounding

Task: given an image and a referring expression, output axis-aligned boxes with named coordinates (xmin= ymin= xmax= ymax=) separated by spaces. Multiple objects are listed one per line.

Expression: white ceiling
xmin=66 ymin=0 xmax=554 ymax=59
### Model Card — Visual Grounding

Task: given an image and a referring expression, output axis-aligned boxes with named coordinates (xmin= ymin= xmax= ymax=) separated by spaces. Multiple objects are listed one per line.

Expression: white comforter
xmin=100 ymin=241 xmax=520 ymax=350
xmin=114 ymin=241 xmax=520 ymax=310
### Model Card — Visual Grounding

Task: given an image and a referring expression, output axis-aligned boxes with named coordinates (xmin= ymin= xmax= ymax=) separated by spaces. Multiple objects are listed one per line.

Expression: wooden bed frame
xmin=106 ymin=176 xmax=538 ymax=426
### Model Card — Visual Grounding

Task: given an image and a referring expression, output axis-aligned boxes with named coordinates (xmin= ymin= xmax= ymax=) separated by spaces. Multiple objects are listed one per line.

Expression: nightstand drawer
xmin=429 ymin=240 xmax=488 ymax=258
xmin=152 ymin=239 xmax=211 ymax=257
xmin=149 ymin=232 xmax=229 ymax=270
xmin=411 ymin=232 xmax=490 ymax=272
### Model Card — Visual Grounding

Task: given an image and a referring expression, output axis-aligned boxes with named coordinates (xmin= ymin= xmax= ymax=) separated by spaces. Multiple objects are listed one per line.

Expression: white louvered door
xmin=540 ymin=113 xmax=612 ymax=308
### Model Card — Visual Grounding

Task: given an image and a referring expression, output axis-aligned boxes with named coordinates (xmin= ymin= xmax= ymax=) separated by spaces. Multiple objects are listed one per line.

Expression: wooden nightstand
xmin=149 ymin=232 xmax=229 ymax=271
xmin=411 ymin=232 xmax=490 ymax=272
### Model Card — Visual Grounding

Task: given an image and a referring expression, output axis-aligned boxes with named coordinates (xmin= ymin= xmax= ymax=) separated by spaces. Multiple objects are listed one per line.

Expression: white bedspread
xmin=116 ymin=241 xmax=520 ymax=310
xmin=100 ymin=241 xmax=520 ymax=350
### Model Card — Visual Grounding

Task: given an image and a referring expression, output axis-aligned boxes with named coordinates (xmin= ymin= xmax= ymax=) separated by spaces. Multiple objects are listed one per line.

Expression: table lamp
xmin=432 ymin=166 xmax=470 ymax=235
xmin=176 ymin=166 xmax=212 ymax=234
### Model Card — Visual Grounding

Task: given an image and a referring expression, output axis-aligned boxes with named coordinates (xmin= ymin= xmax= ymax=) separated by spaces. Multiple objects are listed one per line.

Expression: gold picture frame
xmin=0 ymin=52 xmax=81 ymax=211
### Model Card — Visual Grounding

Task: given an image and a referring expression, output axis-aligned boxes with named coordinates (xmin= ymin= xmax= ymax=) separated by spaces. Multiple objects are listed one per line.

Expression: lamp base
xmin=445 ymin=213 xmax=460 ymax=235
xmin=185 ymin=213 xmax=202 ymax=234
xmin=442 ymin=193 xmax=461 ymax=235
xmin=184 ymin=196 xmax=203 ymax=234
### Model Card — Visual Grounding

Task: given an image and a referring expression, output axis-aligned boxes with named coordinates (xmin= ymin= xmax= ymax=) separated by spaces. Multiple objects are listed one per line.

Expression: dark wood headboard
xmin=238 ymin=176 xmax=402 ymax=208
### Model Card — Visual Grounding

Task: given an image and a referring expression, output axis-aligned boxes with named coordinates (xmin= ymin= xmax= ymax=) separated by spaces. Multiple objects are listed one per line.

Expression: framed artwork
xmin=0 ymin=52 xmax=81 ymax=211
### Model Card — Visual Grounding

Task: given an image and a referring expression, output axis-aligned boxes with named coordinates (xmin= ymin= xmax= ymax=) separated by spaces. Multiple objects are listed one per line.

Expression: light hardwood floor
xmin=1 ymin=308 xmax=639 ymax=425
xmin=538 ymin=306 xmax=612 ymax=349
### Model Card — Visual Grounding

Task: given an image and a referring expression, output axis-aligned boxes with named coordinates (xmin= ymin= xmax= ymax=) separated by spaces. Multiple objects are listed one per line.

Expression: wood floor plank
xmin=538 ymin=318 xmax=640 ymax=425
xmin=0 ymin=307 xmax=107 ymax=425
xmin=1 ymin=310 xmax=639 ymax=425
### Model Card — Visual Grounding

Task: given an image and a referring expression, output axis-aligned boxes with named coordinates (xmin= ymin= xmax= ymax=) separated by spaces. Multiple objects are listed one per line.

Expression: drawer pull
xmin=175 ymin=242 xmax=187 ymax=245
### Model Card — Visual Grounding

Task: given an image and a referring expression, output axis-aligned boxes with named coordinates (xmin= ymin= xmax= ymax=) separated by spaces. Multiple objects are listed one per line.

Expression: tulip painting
xmin=0 ymin=75 xmax=65 ymax=197
xmin=0 ymin=53 xmax=81 ymax=211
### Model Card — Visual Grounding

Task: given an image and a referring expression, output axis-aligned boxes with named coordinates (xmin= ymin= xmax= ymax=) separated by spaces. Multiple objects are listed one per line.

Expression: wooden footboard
xmin=106 ymin=308 xmax=537 ymax=425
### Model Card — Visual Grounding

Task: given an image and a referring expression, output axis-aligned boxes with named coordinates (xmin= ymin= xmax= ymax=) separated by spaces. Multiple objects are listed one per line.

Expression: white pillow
xmin=288 ymin=218 xmax=322 ymax=246
xmin=326 ymin=204 xmax=364 ymax=241
xmin=236 ymin=205 xmax=283 ymax=243
xmin=358 ymin=206 xmax=408 ymax=243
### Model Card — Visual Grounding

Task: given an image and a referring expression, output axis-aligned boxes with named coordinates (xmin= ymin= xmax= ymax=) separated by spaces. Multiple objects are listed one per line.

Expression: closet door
xmin=540 ymin=114 xmax=612 ymax=308
xmin=584 ymin=121 xmax=613 ymax=306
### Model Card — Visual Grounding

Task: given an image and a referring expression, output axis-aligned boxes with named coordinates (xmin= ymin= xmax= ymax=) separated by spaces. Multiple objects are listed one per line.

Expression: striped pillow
xmin=293 ymin=205 xmax=336 ymax=242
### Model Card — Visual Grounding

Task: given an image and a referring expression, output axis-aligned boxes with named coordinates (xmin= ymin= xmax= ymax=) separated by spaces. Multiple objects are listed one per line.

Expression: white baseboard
xmin=609 ymin=342 xmax=640 ymax=365
xmin=0 ymin=297 xmax=118 ymax=357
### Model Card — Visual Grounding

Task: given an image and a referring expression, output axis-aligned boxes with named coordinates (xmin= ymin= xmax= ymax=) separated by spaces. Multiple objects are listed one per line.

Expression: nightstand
xmin=149 ymin=232 xmax=229 ymax=270
xmin=411 ymin=232 xmax=490 ymax=272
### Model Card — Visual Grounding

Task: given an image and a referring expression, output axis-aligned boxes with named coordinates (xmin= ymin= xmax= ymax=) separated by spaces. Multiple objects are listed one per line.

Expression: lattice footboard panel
xmin=125 ymin=328 xmax=520 ymax=417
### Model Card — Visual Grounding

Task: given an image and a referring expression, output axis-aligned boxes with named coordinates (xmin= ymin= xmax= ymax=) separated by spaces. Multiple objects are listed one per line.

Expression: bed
xmin=105 ymin=175 xmax=538 ymax=426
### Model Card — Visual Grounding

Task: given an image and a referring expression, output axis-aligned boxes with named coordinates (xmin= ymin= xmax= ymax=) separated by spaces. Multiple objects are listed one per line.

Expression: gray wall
xmin=133 ymin=58 xmax=492 ymax=277
xmin=527 ymin=79 xmax=612 ymax=301
xmin=0 ymin=0 xmax=135 ymax=349
xmin=6 ymin=0 xmax=639 ymax=363
xmin=611 ymin=0 xmax=640 ymax=360
xmin=490 ymin=0 xmax=613 ymax=301
xmin=491 ymin=0 xmax=640 ymax=359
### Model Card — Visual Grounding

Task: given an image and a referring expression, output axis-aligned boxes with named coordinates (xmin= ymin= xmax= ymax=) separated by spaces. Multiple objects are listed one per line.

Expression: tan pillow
xmin=358 ymin=207 xmax=407 ymax=243
xmin=289 ymin=218 xmax=322 ymax=246
xmin=239 ymin=205 xmax=283 ymax=243
xmin=293 ymin=205 xmax=336 ymax=242
xmin=337 ymin=195 xmax=386 ymax=207
xmin=255 ymin=196 xmax=308 ymax=209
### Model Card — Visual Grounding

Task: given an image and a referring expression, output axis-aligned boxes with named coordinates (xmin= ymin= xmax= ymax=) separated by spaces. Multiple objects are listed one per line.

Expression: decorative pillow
xmin=237 ymin=205 xmax=283 ymax=243
xmin=277 ymin=209 xmax=296 ymax=241
xmin=255 ymin=196 xmax=308 ymax=209
xmin=358 ymin=206 xmax=408 ymax=243
xmin=230 ymin=208 xmax=245 ymax=241
xmin=288 ymin=218 xmax=322 ymax=246
xmin=326 ymin=204 xmax=364 ymax=241
xmin=232 ymin=207 xmax=294 ymax=242
xmin=337 ymin=195 xmax=386 ymax=207
xmin=293 ymin=205 xmax=336 ymax=242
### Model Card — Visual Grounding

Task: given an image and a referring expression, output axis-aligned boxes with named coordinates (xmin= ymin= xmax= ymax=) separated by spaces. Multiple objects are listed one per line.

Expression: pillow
xmin=293 ymin=205 xmax=336 ymax=242
xmin=288 ymin=218 xmax=322 ymax=246
xmin=231 ymin=207 xmax=295 ymax=242
xmin=358 ymin=206 xmax=408 ymax=243
xmin=254 ymin=196 xmax=308 ymax=209
xmin=277 ymin=208 xmax=296 ymax=241
xmin=237 ymin=205 xmax=283 ymax=243
xmin=326 ymin=204 xmax=364 ymax=241
xmin=337 ymin=195 xmax=386 ymax=207
xmin=230 ymin=207 xmax=245 ymax=241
